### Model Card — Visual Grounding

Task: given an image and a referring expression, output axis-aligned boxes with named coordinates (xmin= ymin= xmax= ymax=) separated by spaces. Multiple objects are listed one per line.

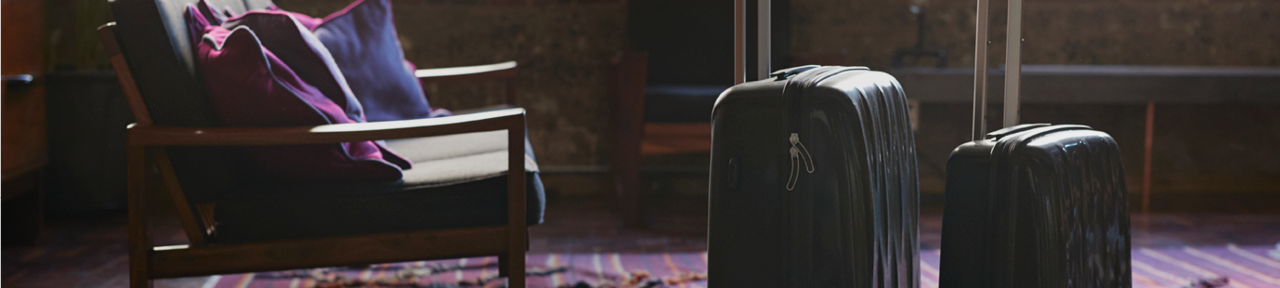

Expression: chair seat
xmin=643 ymin=84 xmax=731 ymax=123
xmin=209 ymin=130 xmax=544 ymax=244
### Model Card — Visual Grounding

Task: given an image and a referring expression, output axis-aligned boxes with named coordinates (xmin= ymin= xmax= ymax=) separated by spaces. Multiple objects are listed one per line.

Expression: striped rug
xmin=205 ymin=244 xmax=1280 ymax=288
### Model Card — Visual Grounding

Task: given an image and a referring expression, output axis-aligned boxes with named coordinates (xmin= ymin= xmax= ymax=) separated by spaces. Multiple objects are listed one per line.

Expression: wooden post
xmin=506 ymin=120 xmax=527 ymax=287
xmin=128 ymin=145 xmax=153 ymax=288
xmin=504 ymin=77 xmax=517 ymax=106
xmin=608 ymin=52 xmax=647 ymax=227
xmin=1143 ymin=102 xmax=1155 ymax=215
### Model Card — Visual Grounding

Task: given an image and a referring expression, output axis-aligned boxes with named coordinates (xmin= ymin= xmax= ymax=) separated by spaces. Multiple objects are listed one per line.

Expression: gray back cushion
xmin=110 ymin=0 xmax=246 ymax=127
xmin=107 ymin=0 xmax=273 ymax=203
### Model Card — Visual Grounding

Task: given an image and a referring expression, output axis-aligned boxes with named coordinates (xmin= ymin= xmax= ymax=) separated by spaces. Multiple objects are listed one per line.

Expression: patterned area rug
xmin=206 ymin=244 xmax=1280 ymax=288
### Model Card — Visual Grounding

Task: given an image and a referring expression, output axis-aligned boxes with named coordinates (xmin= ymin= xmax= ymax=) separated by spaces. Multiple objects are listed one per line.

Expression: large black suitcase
xmin=939 ymin=123 xmax=1131 ymax=288
xmin=707 ymin=65 xmax=919 ymax=288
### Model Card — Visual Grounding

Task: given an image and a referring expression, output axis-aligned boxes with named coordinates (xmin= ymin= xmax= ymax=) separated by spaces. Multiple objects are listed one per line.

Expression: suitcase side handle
xmin=987 ymin=123 xmax=1050 ymax=139
xmin=768 ymin=65 xmax=867 ymax=79
xmin=770 ymin=65 xmax=820 ymax=79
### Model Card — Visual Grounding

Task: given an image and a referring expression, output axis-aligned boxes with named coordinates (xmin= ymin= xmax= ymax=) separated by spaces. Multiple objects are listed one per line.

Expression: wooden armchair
xmin=98 ymin=1 xmax=537 ymax=287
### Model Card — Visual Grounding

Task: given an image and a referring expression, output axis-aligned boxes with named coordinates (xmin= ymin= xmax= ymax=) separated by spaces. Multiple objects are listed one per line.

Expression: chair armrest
xmin=450 ymin=104 xmax=519 ymax=115
xmin=415 ymin=61 xmax=519 ymax=105
xmin=415 ymin=61 xmax=517 ymax=84
xmin=127 ymin=108 xmax=525 ymax=146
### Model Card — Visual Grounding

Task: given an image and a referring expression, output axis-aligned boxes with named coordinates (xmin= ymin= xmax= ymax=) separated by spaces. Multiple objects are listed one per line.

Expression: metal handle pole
xmin=971 ymin=0 xmax=990 ymax=140
xmin=1004 ymin=0 xmax=1023 ymax=127
xmin=757 ymin=0 xmax=771 ymax=80
xmin=734 ymin=0 xmax=745 ymax=84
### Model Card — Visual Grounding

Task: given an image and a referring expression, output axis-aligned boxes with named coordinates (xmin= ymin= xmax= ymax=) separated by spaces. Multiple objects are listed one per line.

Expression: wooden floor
xmin=5 ymin=193 xmax=1280 ymax=288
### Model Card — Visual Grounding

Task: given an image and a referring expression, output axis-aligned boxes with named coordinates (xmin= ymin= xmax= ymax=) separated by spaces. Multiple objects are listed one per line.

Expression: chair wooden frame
xmin=606 ymin=51 xmax=712 ymax=227
xmin=100 ymin=23 xmax=529 ymax=288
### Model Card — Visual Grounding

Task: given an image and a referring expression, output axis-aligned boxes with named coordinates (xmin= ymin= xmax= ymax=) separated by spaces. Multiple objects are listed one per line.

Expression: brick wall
xmin=792 ymin=0 xmax=1280 ymax=69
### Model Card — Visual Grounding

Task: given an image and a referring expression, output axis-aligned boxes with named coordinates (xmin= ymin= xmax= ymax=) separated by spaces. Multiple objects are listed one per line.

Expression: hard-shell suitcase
xmin=707 ymin=65 xmax=920 ymax=288
xmin=938 ymin=0 xmax=1132 ymax=285
xmin=939 ymin=123 xmax=1131 ymax=288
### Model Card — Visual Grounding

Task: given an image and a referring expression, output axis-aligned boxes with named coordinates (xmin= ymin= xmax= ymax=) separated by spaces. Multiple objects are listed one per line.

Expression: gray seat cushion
xmin=210 ymin=130 xmax=545 ymax=244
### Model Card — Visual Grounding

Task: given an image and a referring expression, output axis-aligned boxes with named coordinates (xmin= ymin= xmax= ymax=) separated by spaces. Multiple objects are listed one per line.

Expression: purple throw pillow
xmin=223 ymin=10 xmax=368 ymax=123
xmin=261 ymin=3 xmax=324 ymax=30
xmin=186 ymin=6 xmax=411 ymax=181
xmin=312 ymin=0 xmax=438 ymax=122
xmin=262 ymin=0 xmax=449 ymax=121
xmin=193 ymin=0 xmax=228 ymax=26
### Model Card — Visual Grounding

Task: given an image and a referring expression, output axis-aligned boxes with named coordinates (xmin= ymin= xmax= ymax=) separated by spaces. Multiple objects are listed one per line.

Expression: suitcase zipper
xmin=780 ymin=66 xmax=865 ymax=191
xmin=786 ymin=132 xmax=815 ymax=191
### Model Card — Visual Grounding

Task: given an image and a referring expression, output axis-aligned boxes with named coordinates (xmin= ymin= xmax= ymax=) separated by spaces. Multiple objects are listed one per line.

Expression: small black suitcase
xmin=939 ymin=123 xmax=1131 ymax=288
xmin=708 ymin=65 xmax=919 ymax=288
xmin=939 ymin=0 xmax=1132 ymax=285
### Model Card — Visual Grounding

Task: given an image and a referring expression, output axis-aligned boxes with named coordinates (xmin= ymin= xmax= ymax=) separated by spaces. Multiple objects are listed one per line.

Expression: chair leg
xmin=498 ymin=255 xmax=509 ymax=277
xmin=506 ymin=248 xmax=524 ymax=287
xmin=128 ymin=146 xmax=153 ymax=288
xmin=609 ymin=104 xmax=644 ymax=227
xmin=507 ymin=126 xmax=527 ymax=288
xmin=611 ymin=129 xmax=642 ymax=227
xmin=613 ymin=155 xmax=642 ymax=227
xmin=130 ymin=278 xmax=153 ymax=288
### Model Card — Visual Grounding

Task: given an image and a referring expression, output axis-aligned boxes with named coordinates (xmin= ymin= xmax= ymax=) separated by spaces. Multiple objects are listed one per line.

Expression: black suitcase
xmin=938 ymin=123 xmax=1131 ymax=288
xmin=939 ymin=0 xmax=1131 ymax=286
xmin=707 ymin=65 xmax=920 ymax=288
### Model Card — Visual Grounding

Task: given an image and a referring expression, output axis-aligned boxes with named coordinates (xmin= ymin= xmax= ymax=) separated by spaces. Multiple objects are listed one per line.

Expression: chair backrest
xmin=109 ymin=0 xmax=275 ymax=128
xmin=626 ymin=0 xmax=733 ymax=86
xmin=106 ymin=0 xmax=276 ymax=205
xmin=626 ymin=0 xmax=790 ymax=85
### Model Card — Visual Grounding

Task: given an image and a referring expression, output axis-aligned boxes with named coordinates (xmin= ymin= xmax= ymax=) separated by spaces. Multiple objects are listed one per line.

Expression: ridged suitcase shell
xmin=708 ymin=66 xmax=920 ymax=288
xmin=940 ymin=123 xmax=1131 ymax=288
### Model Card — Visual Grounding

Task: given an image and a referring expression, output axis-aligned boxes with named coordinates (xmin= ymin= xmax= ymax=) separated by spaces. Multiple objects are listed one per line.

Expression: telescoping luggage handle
xmin=972 ymin=0 xmax=1024 ymax=141
xmin=734 ymin=0 xmax=773 ymax=83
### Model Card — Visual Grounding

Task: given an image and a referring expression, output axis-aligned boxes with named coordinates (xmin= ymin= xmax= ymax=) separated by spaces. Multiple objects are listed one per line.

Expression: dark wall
xmin=46 ymin=0 xmax=1280 ymax=197
xmin=792 ymin=0 xmax=1280 ymax=69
